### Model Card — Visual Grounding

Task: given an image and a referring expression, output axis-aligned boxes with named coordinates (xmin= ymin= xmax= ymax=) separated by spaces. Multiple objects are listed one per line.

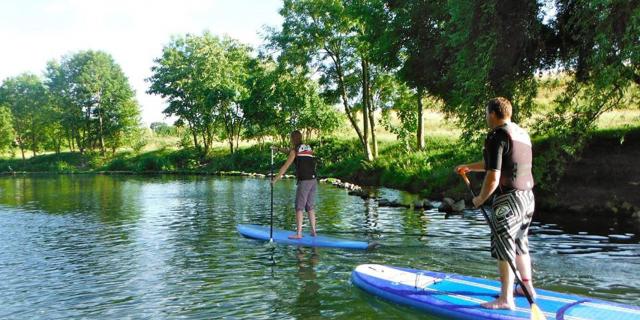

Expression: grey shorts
xmin=295 ymin=179 xmax=317 ymax=212
xmin=489 ymin=189 xmax=535 ymax=262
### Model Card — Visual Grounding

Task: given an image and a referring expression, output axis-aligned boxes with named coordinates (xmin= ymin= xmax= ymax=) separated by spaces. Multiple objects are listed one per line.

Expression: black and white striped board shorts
xmin=489 ymin=189 xmax=535 ymax=262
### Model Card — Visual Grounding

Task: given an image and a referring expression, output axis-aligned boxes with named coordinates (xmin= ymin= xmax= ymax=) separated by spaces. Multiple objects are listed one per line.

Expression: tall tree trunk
xmin=19 ymin=138 xmax=25 ymax=160
xmin=361 ymin=59 xmax=373 ymax=161
xmin=235 ymin=130 xmax=240 ymax=152
xmin=417 ymin=88 xmax=425 ymax=151
xmin=228 ymin=139 xmax=234 ymax=154
xmin=31 ymin=133 xmax=37 ymax=157
xmin=190 ymin=123 xmax=199 ymax=153
xmin=98 ymin=112 xmax=106 ymax=155
xmin=76 ymin=129 xmax=84 ymax=154
xmin=201 ymin=131 xmax=211 ymax=156
xmin=327 ymin=49 xmax=365 ymax=147
xmin=368 ymin=95 xmax=378 ymax=158
xmin=67 ymin=128 xmax=75 ymax=152
xmin=84 ymin=105 xmax=91 ymax=153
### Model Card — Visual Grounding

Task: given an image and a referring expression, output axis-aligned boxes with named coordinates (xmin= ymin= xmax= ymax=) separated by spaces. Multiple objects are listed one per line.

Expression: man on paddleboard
xmin=272 ymin=130 xmax=318 ymax=239
xmin=455 ymin=97 xmax=536 ymax=310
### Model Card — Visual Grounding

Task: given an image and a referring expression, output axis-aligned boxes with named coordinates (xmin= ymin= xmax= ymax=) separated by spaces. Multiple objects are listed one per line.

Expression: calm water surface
xmin=0 ymin=175 xmax=638 ymax=319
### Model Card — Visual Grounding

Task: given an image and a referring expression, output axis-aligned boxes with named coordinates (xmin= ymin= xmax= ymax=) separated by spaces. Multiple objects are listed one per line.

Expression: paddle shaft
xmin=460 ymin=173 xmax=536 ymax=306
xmin=270 ymin=147 xmax=274 ymax=241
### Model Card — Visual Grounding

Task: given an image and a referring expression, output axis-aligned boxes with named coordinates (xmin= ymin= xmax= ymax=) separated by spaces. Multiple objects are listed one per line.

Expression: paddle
xmin=270 ymin=146 xmax=275 ymax=243
xmin=457 ymin=169 xmax=546 ymax=320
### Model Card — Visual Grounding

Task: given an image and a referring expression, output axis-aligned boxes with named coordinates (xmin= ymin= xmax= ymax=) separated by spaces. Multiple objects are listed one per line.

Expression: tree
xmin=0 ymin=106 xmax=15 ymax=155
xmin=373 ymin=73 xmax=413 ymax=148
xmin=530 ymin=0 xmax=640 ymax=190
xmin=150 ymin=122 xmax=178 ymax=136
xmin=271 ymin=0 xmax=379 ymax=160
xmin=148 ymin=32 xmax=252 ymax=154
xmin=0 ymin=73 xmax=49 ymax=159
xmin=242 ymin=58 xmax=343 ymax=143
xmin=377 ymin=0 xmax=452 ymax=150
xmin=543 ymin=0 xmax=640 ymax=131
xmin=379 ymin=0 xmax=551 ymax=142
xmin=46 ymin=50 xmax=141 ymax=154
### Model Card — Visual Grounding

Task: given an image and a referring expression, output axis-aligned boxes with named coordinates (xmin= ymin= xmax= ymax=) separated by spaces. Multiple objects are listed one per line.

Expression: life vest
xmin=485 ymin=123 xmax=534 ymax=191
xmin=294 ymin=144 xmax=316 ymax=180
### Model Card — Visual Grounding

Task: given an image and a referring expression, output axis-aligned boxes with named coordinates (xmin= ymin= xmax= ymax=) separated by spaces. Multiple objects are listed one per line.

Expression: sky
xmin=0 ymin=0 xmax=283 ymax=126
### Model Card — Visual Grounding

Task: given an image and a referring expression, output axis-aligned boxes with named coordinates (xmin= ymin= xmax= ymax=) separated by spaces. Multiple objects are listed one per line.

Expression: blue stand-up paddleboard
xmin=352 ymin=264 xmax=640 ymax=319
xmin=237 ymin=224 xmax=374 ymax=250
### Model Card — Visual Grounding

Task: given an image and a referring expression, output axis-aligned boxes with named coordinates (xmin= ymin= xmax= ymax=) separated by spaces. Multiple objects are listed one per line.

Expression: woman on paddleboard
xmin=272 ymin=130 xmax=318 ymax=239
xmin=455 ymin=97 xmax=537 ymax=310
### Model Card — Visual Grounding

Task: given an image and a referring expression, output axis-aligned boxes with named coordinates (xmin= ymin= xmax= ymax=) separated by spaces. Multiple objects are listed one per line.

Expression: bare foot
xmin=515 ymin=285 xmax=537 ymax=300
xmin=481 ymin=298 xmax=515 ymax=310
xmin=288 ymin=234 xmax=302 ymax=239
xmin=311 ymin=230 xmax=317 ymax=237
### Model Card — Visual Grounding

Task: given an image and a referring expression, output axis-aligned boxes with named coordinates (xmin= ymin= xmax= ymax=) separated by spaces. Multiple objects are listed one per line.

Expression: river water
xmin=0 ymin=175 xmax=638 ymax=319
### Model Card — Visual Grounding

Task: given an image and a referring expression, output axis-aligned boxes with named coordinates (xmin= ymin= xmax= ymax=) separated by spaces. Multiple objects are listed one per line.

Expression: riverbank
xmin=1 ymin=126 xmax=639 ymax=224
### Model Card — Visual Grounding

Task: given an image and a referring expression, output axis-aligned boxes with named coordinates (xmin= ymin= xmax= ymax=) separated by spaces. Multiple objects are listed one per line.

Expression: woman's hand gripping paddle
xmin=457 ymin=168 xmax=546 ymax=320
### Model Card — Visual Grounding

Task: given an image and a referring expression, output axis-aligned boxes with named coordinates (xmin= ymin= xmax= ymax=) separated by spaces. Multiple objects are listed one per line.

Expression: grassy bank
xmin=1 ymin=110 xmax=639 ymax=203
xmin=1 ymin=126 xmax=637 ymax=200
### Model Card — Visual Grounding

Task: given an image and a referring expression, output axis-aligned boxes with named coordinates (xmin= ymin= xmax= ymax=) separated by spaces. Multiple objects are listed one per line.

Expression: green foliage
xmin=271 ymin=0 xmax=392 ymax=160
xmin=243 ymin=59 xmax=343 ymax=141
xmin=377 ymin=74 xmax=419 ymax=149
xmin=135 ymin=151 xmax=175 ymax=172
xmin=129 ymin=128 xmax=148 ymax=154
xmin=0 ymin=73 xmax=50 ymax=158
xmin=150 ymin=122 xmax=178 ymax=136
xmin=0 ymin=152 xmax=94 ymax=173
xmin=0 ymin=106 xmax=15 ymax=154
xmin=379 ymin=0 xmax=550 ymax=142
xmin=45 ymin=50 xmax=141 ymax=154
xmin=148 ymin=32 xmax=253 ymax=154
xmin=528 ymin=1 xmax=640 ymax=190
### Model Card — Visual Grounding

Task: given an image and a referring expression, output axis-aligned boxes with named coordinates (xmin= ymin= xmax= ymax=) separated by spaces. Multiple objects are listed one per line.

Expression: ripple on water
xmin=0 ymin=175 xmax=638 ymax=320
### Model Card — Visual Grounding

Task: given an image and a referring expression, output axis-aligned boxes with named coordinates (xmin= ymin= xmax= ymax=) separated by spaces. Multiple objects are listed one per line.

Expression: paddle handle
xmin=457 ymin=169 xmax=536 ymax=305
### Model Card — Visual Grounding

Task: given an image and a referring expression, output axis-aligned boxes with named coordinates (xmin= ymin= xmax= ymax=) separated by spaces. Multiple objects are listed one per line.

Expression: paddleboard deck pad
xmin=237 ymin=224 xmax=373 ymax=250
xmin=352 ymin=264 xmax=640 ymax=319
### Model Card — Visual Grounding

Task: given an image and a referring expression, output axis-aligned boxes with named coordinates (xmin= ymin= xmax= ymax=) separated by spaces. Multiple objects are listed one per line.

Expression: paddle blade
xmin=530 ymin=303 xmax=546 ymax=320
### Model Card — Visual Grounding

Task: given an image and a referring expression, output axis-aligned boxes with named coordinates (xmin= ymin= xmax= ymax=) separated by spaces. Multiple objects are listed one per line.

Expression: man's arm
xmin=472 ymin=131 xmax=507 ymax=207
xmin=473 ymin=170 xmax=501 ymax=207
xmin=455 ymin=161 xmax=486 ymax=173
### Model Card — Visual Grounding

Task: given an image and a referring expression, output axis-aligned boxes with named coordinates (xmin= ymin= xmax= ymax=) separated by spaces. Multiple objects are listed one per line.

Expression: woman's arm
xmin=272 ymin=150 xmax=296 ymax=184
xmin=270 ymin=146 xmax=290 ymax=154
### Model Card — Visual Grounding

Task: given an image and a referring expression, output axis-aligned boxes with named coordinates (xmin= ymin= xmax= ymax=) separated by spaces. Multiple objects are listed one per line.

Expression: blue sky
xmin=0 ymin=0 xmax=283 ymax=125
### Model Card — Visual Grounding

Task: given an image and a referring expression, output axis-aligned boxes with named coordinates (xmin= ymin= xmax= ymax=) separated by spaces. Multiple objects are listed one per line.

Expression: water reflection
xmin=293 ymin=248 xmax=321 ymax=319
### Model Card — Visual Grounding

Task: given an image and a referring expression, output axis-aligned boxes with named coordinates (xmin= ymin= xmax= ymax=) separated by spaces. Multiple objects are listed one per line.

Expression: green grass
xmin=1 ymin=104 xmax=638 ymax=199
xmin=0 ymin=152 xmax=103 ymax=173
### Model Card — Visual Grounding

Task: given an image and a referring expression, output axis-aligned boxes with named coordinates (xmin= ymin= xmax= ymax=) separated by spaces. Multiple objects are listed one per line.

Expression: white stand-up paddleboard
xmin=352 ymin=264 xmax=640 ymax=319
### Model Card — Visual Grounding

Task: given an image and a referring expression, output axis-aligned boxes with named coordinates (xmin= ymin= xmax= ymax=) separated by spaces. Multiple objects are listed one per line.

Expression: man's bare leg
xmin=482 ymin=260 xmax=516 ymax=310
xmin=515 ymin=253 xmax=537 ymax=299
